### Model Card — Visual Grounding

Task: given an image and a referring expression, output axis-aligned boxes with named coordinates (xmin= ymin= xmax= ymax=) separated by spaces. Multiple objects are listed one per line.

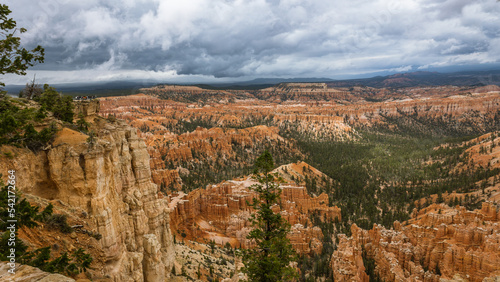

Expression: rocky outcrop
xmin=255 ymin=83 xmax=353 ymax=102
xmin=332 ymin=203 xmax=500 ymax=281
xmin=137 ymin=121 xmax=303 ymax=190
xmin=0 ymin=263 xmax=75 ymax=282
xmin=458 ymin=131 xmax=500 ymax=170
xmin=74 ymin=100 xmax=100 ymax=117
xmin=140 ymin=85 xmax=253 ymax=103
xmin=168 ymin=164 xmax=341 ymax=254
xmin=331 ymin=234 xmax=369 ymax=282
xmin=0 ymin=117 xmax=175 ymax=281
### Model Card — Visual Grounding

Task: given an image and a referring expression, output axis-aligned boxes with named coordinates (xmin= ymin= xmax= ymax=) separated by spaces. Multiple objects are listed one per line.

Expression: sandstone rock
xmin=74 ymin=100 xmax=100 ymax=118
xmin=332 ymin=203 xmax=500 ymax=282
xmin=0 ymin=263 xmax=75 ymax=282
xmin=168 ymin=168 xmax=341 ymax=254
xmin=0 ymin=117 xmax=175 ymax=281
xmin=143 ymin=234 xmax=165 ymax=282
xmin=331 ymin=233 xmax=369 ymax=282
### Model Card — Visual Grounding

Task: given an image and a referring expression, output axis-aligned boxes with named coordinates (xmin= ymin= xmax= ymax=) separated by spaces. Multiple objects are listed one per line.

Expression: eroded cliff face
xmin=0 ymin=110 xmax=174 ymax=281
xmin=98 ymin=94 xmax=353 ymax=190
xmin=332 ymin=203 xmax=500 ymax=282
xmin=168 ymin=162 xmax=341 ymax=254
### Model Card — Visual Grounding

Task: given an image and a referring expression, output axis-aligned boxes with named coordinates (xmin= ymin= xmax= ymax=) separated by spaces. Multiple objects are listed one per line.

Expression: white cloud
xmin=78 ymin=8 xmax=122 ymax=38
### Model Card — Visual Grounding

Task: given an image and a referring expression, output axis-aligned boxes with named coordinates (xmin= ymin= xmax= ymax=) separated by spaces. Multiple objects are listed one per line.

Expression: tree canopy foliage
xmin=0 ymin=4 xmax=44 ymax=95
xmin=0 ymin=4 xmax=70 ymax=152
xmin=242 ymin=151 xmax=297 ymax=282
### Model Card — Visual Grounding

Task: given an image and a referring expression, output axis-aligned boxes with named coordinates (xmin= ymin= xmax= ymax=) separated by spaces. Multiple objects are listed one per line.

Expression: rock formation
xmin=94 ymin=84 xmax=500 ymax=280
xmin=0 ymin=102 xmax=174 ymax=281
xmin=0 ymin=263 xmax=75 ymax=282
xmin=332 ymin=202 xmax=500 ymax=281
xmin=167 ymin=162 xmax=341 ymax=254
xmin=74 ymin=99 xmax=100 ymax=118
xmin=98 ymin=93 xmax=355 ymax=189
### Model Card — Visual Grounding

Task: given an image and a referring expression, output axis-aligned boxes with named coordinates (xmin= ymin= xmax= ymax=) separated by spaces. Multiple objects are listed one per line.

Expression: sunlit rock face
xmin=332 ymin=203 xmax=500 ymax=282
xmin=0 ymin=112 xmax=175 ymax=281
xmin=168 ymin=162 xmax=341 ymax=255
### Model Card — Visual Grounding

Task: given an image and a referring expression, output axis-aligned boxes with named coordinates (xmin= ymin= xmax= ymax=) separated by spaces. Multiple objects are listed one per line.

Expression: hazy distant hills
xmin=194 ymin=77 xmax=336 ymax=90
xmin=4 ymin=70 xmax=500 ymax=96
xmin=201 ymin=70 xmax=500 ymax=89
xmin=4 ymin=77 xmax=335 ymax=95
xmin=4 ymin=80 xmax=159 ymax=97
xmin=233 ymin=77 xmax=336 ymax=85
xmin=327 ymin=70 xmax=500 ymax=88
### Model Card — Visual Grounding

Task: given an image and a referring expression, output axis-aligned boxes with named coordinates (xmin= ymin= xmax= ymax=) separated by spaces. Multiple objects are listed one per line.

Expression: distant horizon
xmin=5 ymin=67 xmax=500 ymax=90
xmin=4 ymin=68 xmax=500 ymax=97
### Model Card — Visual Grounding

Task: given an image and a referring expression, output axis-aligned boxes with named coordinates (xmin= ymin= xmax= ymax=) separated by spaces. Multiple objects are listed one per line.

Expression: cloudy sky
xmin=3 ymin=0 xmax=500 ymax=85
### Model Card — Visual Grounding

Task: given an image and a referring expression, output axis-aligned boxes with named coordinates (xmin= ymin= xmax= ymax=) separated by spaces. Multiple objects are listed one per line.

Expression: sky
xmin=3 ymin=0 xmax=500 ymax=85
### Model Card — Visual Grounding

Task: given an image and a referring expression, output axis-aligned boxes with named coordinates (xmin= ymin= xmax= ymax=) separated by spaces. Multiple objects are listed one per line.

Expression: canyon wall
xmin=0 ymin=104 xmax=174 ymax=281
xmin=332 ymin=203 xmax=500 ymax=281
xmin=168 ymin=162 xmax=341 ymax=254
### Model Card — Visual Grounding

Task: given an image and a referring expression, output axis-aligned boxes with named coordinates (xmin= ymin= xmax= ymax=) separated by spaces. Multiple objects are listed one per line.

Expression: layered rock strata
xmin=332 ymin=203 xmax=500 ymax=281
xmin=168 ymin=163 xmax=341 ymax=254
xmin=0 ymin=115 xmax=174 ymax=281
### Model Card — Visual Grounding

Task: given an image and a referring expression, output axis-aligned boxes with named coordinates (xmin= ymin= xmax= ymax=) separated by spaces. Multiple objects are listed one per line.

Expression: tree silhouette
xmin=242 ymin=150 xmax=297 ymax=281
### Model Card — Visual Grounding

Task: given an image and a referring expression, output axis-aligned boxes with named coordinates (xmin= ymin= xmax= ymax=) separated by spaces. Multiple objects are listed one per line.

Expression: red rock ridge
xmin=332 ymin=202 xmax=500 ymax=281
xmin=168 ymin=164 xmax=341 ymax=254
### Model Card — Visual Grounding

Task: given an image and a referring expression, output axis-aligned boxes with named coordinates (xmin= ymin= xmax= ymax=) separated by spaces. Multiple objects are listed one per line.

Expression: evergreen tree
xmin=242 ymin=150 xmax=297 ymax=282
xmin=0 ymin=184 xmax=39 ymax=229
xmin=0 ymin=4 xmax=44 ymax=96
xmin=34 ymin=85 xmax=74 ymax=123
xmin=76 ymin=113 xmax=90 ymax=133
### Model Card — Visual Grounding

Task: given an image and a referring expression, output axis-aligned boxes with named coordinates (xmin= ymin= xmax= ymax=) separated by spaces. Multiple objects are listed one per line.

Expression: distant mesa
xmin=472 ymin=84 xmax=500 ymax=93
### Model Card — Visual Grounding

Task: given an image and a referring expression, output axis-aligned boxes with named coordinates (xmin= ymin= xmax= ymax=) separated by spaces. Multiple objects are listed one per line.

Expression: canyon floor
xmin=96 ymin=83 xmax=500 ymax=281
xmin=1 ymin=82 xmax=500 ymax=281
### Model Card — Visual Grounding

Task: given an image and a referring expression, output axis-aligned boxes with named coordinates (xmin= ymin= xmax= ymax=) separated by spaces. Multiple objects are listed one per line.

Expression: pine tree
xmin=242 ymin=150 xmax=297 ymax=282
xmin=0 ymin=4 xmax=44 ymax=96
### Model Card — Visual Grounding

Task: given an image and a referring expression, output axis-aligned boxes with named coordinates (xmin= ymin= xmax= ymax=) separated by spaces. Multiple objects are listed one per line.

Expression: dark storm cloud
xmin=2 ymin=0 xmax=500 ymax=84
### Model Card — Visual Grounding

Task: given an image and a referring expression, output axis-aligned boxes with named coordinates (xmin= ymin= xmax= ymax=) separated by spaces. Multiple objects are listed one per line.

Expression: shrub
xmin=0 ymin=96 xmax=59 ymax=151
xmin=107 ymin=114 xmax=117 ymax=122
xmin=34 ymin=106 xmax=47 ymax=121
xmin=36 ymin=203 xmax=54 ymax=222
xmin=44 ymin=213 xmax=72 ymax=234
xmin=34 ymin=85 xmax=74 ymax=123
xmin=76 ymin=114 xmax=90 ymax=133
xmin=0 ymin=231 xmax=28 ymax=261
xmin=22 ymin=122 xmax=58 ymax=152
xmin=0 ymin=184 xmax=39 ymax=229
xmin=2 ymin=151 xmax=13 ymax=158
xmin=72 ymin=248 xmax=93 ymax=273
